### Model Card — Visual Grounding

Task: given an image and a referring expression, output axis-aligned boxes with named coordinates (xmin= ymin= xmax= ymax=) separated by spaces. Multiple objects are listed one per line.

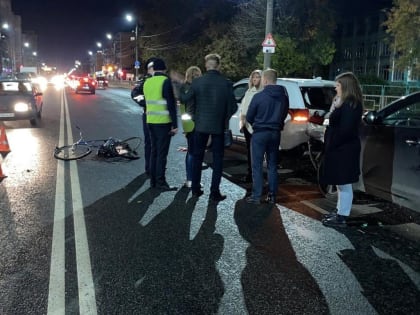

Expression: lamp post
xmin=125 ymin=14 xmax=139 ymax=80
xmin=22 ymin=42 xmax=30 ymax=67
xmin=88 ymin=50 xmax=95 ymax=74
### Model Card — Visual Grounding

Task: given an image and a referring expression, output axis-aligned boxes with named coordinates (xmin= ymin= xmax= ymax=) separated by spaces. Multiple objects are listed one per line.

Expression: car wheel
xmin=92 ymin=90 xmax=95 ymax=94
xmin=317 ymin=157 xmax=338 ymax=201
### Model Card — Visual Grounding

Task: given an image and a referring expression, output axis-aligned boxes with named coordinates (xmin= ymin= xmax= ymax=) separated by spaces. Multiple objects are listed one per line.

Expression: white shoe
xmin=183 ymin=180 xmax=192 ymax=188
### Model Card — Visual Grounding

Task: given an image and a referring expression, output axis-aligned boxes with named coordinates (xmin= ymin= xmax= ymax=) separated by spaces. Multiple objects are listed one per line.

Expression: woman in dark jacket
xmin=320 ymin=72 xmax=364 ymax=227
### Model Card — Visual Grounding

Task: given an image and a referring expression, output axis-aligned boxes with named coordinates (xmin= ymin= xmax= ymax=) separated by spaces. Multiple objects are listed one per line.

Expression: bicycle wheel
xmin=54 ymin=144 xmax=92 ymax=161
xmin=120 ymin=137 xmax=142 ymax=151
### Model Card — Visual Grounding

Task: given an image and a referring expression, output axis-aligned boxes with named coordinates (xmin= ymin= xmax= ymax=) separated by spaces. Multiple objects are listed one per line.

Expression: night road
xmin=0 ymin=83 xmax=419 ymax=315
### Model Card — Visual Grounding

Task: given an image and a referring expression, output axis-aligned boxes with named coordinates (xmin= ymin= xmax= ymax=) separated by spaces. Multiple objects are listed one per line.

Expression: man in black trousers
xmin=180 ymin=53 xmax=237 ymax=202
xmin=130 ymin=58 xmax=156 ymax=176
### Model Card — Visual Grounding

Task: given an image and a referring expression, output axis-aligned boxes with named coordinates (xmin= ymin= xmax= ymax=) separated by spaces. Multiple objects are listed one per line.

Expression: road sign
xmin=134 ymin=60 xmax=140 ymax=69
xmin=262 ymin=33 xmax=276 ymax=47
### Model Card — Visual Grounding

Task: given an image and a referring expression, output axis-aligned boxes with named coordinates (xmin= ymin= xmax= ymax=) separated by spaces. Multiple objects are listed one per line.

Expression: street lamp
xmin=22 ymin=42 xmax=30 ymax=66
xmin=125 ymin=14 xmax=139 ymax=80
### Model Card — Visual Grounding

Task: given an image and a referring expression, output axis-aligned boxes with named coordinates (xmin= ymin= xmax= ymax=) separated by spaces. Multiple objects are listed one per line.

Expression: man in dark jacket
xmin=180 ymin=53 xmax=237 ymax=201
xmin=130 ymin=58 xmax=156 ymax=176
xmin=246 ymin=69 xmax=289 ymax=204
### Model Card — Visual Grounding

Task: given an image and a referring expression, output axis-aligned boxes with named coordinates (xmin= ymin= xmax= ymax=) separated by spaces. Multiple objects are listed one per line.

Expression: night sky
xmin=12 ymin=0 xmax=138 ymax=71
xmin=11 ymin=0 xmax=393 ymax=72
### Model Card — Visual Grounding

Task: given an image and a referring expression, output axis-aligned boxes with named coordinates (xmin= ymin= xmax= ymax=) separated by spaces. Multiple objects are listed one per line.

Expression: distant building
xmin=330 ymin=1 xmax=417 ymax=83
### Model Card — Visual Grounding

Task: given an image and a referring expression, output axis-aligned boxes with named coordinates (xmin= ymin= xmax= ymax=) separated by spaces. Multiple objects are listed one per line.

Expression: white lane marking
xmin=63 ymin=93 xmax=98 ymax=314
xmin=48 ymin=90 xmax=66 ymax=315
xmin=48 ymin=90 xmax=97 ymax=314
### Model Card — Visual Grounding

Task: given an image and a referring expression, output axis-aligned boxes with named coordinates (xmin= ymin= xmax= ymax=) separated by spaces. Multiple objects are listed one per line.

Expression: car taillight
xmin=290 ymin=108 xmax=309 ymax=122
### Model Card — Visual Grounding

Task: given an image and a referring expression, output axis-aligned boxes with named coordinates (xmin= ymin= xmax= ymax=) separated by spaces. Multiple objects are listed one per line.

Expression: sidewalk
xmin=108 ymin=79 xmax=133 ymax=89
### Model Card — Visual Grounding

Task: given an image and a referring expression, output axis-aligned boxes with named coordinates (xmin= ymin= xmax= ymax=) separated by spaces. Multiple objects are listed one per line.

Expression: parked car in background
xmin=0 ymin=79 xmax=43 ymax=126
xmin=318 ymin=91 xmax=420 ymax=213
xmin=229 ymin=77 xmax=336 ymax=155
xmin=75 ymin=76 xmax=96 ymax=94
xmin=96 ymin=76 xmax=108 ymax=89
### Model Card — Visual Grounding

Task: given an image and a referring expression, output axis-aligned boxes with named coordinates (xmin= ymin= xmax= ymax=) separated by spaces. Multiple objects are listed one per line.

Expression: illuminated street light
xmin=125 ymin=13 xmax=139 ymax=80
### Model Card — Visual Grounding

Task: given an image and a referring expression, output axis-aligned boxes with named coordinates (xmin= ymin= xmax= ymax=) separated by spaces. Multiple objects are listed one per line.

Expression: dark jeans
xmin=185 ymin=132 xmax=193 ymax=181
xmin=142 ymin=112 xmax=151 ymax=174
xmin=191 ymin=131 xmax=224 ymax=195
xmin=148 ymin=123 xmax=172 ymax=186
xmin=251 ymin=130 xmax=280 ymax=199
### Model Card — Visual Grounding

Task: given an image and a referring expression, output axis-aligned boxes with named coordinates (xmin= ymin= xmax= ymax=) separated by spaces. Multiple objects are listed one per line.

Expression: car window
xmin=233 ymin=83 xmax=248 ymax=102
xmin=382 ymin=100 xmax=420 ymax=127
xmin=0 ymin=81 xmax=32 ymax=93
xmin=300 ymin=87 xmax=336 ymax=110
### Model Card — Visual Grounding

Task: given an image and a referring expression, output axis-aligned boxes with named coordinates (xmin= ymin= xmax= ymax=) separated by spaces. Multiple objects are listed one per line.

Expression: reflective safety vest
xmin=179 ymin=103 xmax=195 ymax=133
xmin=143 ymin=76 xmax=172 ymax=124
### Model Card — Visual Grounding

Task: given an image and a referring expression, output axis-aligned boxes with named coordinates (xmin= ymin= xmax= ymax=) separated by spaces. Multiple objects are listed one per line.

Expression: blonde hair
xmin=248 ymin=69 xmax=262 ymax=89
xmin=185 ymin=66 xmax=202 ymax=84
xmin=205 ymin=53 xmax=221 ymax=70
xmin=262 ymin=69 xmax=277 ymax=84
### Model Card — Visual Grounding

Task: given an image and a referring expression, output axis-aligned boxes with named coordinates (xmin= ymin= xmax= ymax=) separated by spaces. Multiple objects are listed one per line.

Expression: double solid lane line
xmin=47 ymin=89 xmax=97 ymax=314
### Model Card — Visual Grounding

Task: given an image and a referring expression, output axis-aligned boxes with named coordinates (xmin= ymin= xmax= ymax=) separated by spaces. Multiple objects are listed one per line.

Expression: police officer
xmin=130 ymin=58 xmax=156 ymax=176
xmin=143 ymin=58 xmax=178 ymax=190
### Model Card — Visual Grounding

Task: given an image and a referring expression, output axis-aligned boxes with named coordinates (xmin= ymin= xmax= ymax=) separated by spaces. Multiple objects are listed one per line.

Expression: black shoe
xmin=322 ymin=214 xmax=347 ymax=227
xmin=156 ymin=182 xmax=177 ymax=191
xmin=241 ymin=174 xmax=252 ymax=183
xmin=322 ymin=209 xmax=337 ymax=219
xmin=245 ymin=196 xmax=260 ymax=204
xmin=209 ymin=193 xmax=227 ymax=202
xmin=265 ymin=193 xmax=276 ymax=204
xmin=192 ymin=189 xmax=204 ymax=198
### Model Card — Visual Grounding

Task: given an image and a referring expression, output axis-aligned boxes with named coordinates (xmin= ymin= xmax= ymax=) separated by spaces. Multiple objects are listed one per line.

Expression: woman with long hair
xmin=320 ymin=72 xmax=364 ymax=227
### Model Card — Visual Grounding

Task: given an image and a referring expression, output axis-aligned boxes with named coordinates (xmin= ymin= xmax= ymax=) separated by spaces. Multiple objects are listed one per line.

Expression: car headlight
xmin=14 ymin=102 xmax=30 ymax=112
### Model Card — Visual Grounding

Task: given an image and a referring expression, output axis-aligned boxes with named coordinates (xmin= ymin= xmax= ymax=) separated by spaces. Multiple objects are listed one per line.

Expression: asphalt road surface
xmin=0 ymin=84 xmax=419 ymax=314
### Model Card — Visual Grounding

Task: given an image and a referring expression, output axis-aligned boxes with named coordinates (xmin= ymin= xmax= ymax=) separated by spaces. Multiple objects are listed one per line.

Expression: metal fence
xmin=361 ymin=84 xmax=420 ymax=110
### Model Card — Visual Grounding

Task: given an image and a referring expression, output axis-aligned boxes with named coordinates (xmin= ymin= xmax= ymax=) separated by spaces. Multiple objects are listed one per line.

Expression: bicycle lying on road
xmin=54 ymin=126 xmax=142 ymax=161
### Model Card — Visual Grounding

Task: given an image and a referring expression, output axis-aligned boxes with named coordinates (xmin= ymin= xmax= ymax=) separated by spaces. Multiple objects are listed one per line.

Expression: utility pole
xmin=135 ymin=24 xmax=139 ymax=80
xmin=263 ymin=0 xmax=274 ymax=70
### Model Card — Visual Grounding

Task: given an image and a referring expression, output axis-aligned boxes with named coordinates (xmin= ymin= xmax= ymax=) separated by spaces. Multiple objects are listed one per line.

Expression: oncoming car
xmin=318 ymin=91 xmax=420 ymax=212
xmin=0 ymin=79 xmax=43 ymax=126
xmin=229 ymin=77 xmax=336 ymax=155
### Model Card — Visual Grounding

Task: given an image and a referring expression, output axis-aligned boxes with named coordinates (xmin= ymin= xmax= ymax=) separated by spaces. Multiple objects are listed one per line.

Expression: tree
xmin=256 ymin=35 xmax=308 ymax=76
xmin=384 ymin=0 xmax=420 ymax=77
xmin=231 ymin=0 xmax=337 ymax=78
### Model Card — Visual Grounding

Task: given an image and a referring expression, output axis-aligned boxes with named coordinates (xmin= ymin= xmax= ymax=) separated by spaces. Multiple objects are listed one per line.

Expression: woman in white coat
xmin=239 ymin=69 xmax=262 ymax=183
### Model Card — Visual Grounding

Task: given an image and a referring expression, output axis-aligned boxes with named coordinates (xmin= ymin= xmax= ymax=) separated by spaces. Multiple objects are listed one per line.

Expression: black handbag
xmin=224 ymin=129 xmax=233 ymax=148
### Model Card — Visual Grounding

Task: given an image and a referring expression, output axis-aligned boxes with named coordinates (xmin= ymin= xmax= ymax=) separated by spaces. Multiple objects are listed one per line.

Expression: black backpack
xmin=97 ymin=138 xmax=120 ymax=158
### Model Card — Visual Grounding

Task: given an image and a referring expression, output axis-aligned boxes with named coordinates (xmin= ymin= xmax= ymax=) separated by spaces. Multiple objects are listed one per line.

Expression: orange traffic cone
xmin=0 ymin=163 xmax=6 ymax=182
xmin=0 ymin=125 xmax=11 ymax=157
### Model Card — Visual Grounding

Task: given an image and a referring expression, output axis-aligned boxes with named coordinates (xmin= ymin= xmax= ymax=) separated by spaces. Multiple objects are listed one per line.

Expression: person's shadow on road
xmin=331 ymin=226 xmax=420 ymax=314
xmin=234 ymin=200 xmax=329 ymax=315
xmin=84 ymin=174 xmax=224 ymax=314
